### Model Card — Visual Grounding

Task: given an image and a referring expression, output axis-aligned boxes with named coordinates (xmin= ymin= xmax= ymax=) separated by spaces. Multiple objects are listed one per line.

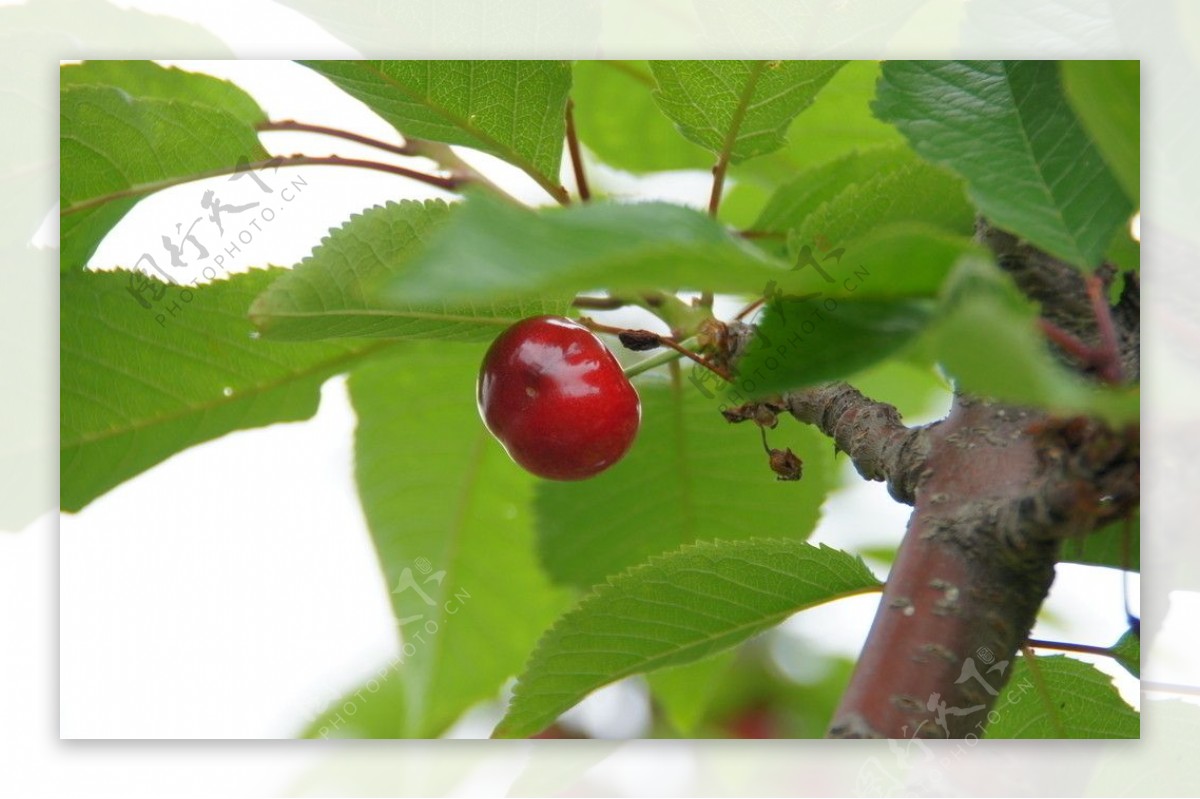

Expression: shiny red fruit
xmin=477 ymin=316 xmax=641 ymax=480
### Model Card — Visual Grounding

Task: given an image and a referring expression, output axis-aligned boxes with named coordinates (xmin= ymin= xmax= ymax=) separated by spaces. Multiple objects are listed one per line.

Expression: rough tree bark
xmin=725 ymin=221 xmax=1140 ymax=739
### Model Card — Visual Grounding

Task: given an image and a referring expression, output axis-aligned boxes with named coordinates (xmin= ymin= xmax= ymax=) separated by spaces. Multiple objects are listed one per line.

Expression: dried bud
xmin=768 ymin=447 xmax=803 ymax=481
xmin=618 ymin=330 xmax=662 ymax=351
xmin=721 ymin=401 xmax=783 ymax=428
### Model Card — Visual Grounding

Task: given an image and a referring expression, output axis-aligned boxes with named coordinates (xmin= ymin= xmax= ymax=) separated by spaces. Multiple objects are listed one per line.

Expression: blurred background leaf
xmin=536 ymin=376 xmax=837 ymax=588
xmin=348 ymin=345 xmax=573 ymax=736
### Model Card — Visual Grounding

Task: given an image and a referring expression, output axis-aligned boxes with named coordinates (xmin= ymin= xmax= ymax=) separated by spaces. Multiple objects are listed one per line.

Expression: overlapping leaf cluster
xmin=59 ymin=59 xmax=1139 ymax=739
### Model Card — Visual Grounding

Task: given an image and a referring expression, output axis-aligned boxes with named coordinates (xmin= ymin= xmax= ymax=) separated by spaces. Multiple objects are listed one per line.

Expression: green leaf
xmin=649 ymin=61 xmax=845 ymax=164
xmin=1061 ymin=61 xmax=1139 ymax=204
xmin=789 ymin=157 xmax=975 ymax=256
xmin=734 ymin=296 xmax=937 ymax=396
xmin=379 ymin=192 xmax=788 ymax=306
xmin=570 ymin=61 xmax=712 ymax=174
xmin=536 ymin=379 xmax=836 ymax=588
xmin=779 ymin=223 xmax=983 ymax=301
xmin=349 ymin=346 xmax=573 ymax=736
xmin=873 ymin=60 xmax=1133 ymax=269
xmin=60 ymin=83 xmax=269 ymax=271
xmin=1106 ymin=227 xmax=1140 ymax=272
xmin=302 ymin=665 xmax=409 ymax=738
xmin=1060 ymin=510 xmax=1139 ymax=572
xmin=752 ymin=147 xmax=915 ymax=242
xmin=1110 ymin=629 xmax=1140 ymax=678
xmin=735 ymin=61 xmax=905 ymax=185
xmin=60 ymin=60 xmax=266 ymax=126
xmin=61 ymin=268 xmax=388 ymax=512
xmin=249 ymin=200 xmax=566 ymax=341
xmin=300 ymin=60 xmax=571 ymax=200
xmin=494 ymin=539 xmax=880 ymax=738
xmin=929 ymin=257 xmax=1140 ymax=423
xmin=646 ymin=651 xmax=736 ymax=735
xmin=987 ymin=655 xmax=1138 ymax=738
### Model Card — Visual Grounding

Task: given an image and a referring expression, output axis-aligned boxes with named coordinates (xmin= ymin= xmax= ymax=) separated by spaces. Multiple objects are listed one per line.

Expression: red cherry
xmin=477 ymin=316 xmax=641 ymax=480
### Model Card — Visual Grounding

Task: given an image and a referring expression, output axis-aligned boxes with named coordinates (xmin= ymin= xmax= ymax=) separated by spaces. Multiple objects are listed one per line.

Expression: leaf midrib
xmin=502 ymin=578 xmax=881 ymax=736
xmin=61 ymin=339 xmax=397 ymax=449
xmin=403 ymin=425 xmax=488 ymax=736
xmin=998 ymin=61 xmax=1084 ymax=261
xmin=716 ymin=60 xmax=770 ymax=168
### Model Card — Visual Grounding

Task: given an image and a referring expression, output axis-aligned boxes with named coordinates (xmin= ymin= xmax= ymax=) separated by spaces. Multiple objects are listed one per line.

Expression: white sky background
xmin=53 ymin=58 xmax=1156 ymax=740
xmin=0 ymin=0 xmax=1191 ymax=792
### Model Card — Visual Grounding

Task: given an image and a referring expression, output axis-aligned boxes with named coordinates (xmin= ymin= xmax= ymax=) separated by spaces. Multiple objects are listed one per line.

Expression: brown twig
xmin=256 ymin=119 xmax=417 ymax=157
xmin=61 ymin=154 xmax=462 ymax=217
xmin=564 ymin=99 xmax=591 ymax=202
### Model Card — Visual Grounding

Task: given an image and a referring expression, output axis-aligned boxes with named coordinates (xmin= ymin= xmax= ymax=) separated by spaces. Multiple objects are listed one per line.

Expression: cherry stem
xmin=737 ymin=229 xmax=787 ymax=240
xmin=735 ymin=297 xmax=766 ymax=320
xmin=658 ymin=337 xmax=735 ymax=382
xmin=579 ymin=317 xmax=735 ymax=381
xmin=564 ymin=100 xmax=591 ymax=202
xmin=620 ymin=335 xmax=700 ymax=379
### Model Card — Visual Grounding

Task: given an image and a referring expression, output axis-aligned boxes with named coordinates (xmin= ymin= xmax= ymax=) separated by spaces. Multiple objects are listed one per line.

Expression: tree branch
xmin=721 ymin=219 xmax=1140 ymax=739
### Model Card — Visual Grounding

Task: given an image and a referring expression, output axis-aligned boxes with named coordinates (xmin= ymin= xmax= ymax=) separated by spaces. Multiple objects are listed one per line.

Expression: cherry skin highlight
xmin=477 ymin=316 xmax=641 ymax=480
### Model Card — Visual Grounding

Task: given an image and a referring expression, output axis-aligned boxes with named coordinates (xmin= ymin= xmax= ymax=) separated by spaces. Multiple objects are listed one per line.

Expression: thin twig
xmin=564 ymin=99 xmax=591 ymax=202
xmin=572 ymin=296 xmax=630 ymax=311
xmin=256 ymin=119 xmax=417 ymax=157
xmin=60 ymin=155 xmax=462 ymax=217
xmin=581 ymin=318 xmax=735 ymax=383
xmin=735 ymin=297 xmax=766 ymax=320
xmin=707 ymin=161 xmax=729 ymax=217
xmin=622 ymin=335 xmax=699 ymax=379
xmin=1026 ymin=638 xmax=1118 ymax=659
